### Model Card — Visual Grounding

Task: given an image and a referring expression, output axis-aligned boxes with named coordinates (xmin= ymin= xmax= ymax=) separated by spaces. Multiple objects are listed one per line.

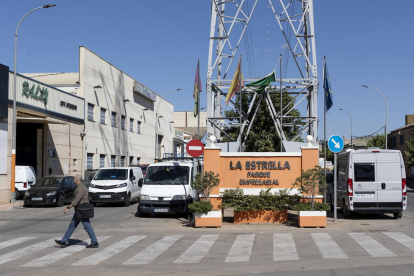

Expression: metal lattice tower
xmin=206 ymin=0 xmax=319 ymax=147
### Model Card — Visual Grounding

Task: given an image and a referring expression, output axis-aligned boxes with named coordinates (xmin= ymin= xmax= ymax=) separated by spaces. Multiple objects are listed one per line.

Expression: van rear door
xmin=376 ymin=152 xmax=402 ymax=208
xmin=352 ymin=153 xmax=377 ymax=208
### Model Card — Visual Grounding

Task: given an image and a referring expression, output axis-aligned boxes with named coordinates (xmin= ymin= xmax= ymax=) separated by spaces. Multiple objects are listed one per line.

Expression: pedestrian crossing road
xmin=1 ymin=232 xmax=414 ymax=268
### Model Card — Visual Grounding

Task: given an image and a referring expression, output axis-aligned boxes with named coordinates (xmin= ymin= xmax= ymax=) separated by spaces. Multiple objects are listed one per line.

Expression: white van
xmin=88 ymin=167 xmax=143 ymax=206
xmin=331 ymin=149 xmax=407 ymax=219
xmin=137 ymin=160 xmax=202 ymax=217
xmin=15 ymin=166 xmax=36 ymax=199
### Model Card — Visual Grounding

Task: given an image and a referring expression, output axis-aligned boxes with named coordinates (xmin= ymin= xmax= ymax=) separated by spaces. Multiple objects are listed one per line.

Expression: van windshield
xmin=94 ymin=169 xmax=128 ymax=180
xmin=145 ymin=166 xmax=190 ymax=185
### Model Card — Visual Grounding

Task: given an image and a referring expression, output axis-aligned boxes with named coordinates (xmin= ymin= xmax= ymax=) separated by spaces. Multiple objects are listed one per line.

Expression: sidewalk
xmin=0 ymin=201 xmax=23 ymax=211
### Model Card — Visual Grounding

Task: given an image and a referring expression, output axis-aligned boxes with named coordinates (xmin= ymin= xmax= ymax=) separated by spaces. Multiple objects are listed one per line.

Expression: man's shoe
xmin=86 ymin=242 xmax=99 ymax=248
xmin=55 ymin=239 xmax=67 ymax=248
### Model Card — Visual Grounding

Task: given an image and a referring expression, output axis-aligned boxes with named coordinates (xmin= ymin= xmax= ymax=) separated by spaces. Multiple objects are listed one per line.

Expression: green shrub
xmin=292 ymin=166 xmax=326 ymax=211
xmin=220 ymin=188 xmax=301 ymax=212
xmin=293 ymin=202 xmax=330 ymax=211
xmin=188 ymin=201 xmax=213 ymax=214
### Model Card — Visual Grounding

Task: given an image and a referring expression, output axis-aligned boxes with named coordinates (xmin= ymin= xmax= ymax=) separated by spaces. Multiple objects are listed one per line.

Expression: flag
xmin=246 ymin=71 xmax=275 ymax=95
xmin=193 ymin=59 xmax=202 ymax=117
xmin=225 ymin=56 xmax=244 ymax=105
xmin=323 ymin=61 xmax=333 ymax=111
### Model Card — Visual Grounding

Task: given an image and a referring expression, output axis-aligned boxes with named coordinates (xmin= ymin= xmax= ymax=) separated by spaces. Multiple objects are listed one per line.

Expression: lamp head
xmin=43 ymin=4 xmax=56 ymax=8
xmin=362 ymin=85 xmax=368 ymax=88
xmin=339 ymin=108 xmax=343 ymax=111
xmin=93 ymin=85 xmax=102 ymax=89
xmin=80 ymin=131 xmax=86 ymax=138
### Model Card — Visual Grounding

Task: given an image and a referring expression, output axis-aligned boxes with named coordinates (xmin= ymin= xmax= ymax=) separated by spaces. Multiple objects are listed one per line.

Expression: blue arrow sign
xmin=328 ymin=135 xmax=344 ymax=153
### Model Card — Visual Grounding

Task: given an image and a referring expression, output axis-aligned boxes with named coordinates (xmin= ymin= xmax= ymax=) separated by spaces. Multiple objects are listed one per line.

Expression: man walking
xmin=55 ymin=174 xmax=98 ymax=248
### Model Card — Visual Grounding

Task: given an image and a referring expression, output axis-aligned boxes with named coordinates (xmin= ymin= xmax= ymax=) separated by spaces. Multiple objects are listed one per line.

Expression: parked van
xmin=137 ymin=160 xmax=202 ymax=217
xmin=88 ymin=167 xmax=143 ymax=206
xmin=15 ymin=166 xmax=36 ymax=199
xmin=329 ymin=149 xmax=407 ymax=219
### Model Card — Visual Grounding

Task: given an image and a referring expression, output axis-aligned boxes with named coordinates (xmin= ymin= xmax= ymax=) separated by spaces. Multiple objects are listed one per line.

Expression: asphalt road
xmin=0 ymin=192 xmax=413 ymax=276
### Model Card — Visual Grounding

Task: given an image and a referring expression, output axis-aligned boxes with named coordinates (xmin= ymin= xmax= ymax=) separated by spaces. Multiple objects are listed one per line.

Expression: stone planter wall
xmin=298 ymin=211 xmax=326 ymax=228
xmin=234 ymin=210 xmax=288 ymax=224
xmin=194 ymin=210 xmax=222 ymax=228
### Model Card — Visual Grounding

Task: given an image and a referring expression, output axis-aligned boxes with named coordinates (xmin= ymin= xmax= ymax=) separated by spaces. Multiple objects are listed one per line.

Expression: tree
xmin=221 ymin=92 xmax=302 ymax=152
xmin=404 ymin=136 xmax=414 ymax=169
xmin=367 ymin=133 xmax=385 ymax=149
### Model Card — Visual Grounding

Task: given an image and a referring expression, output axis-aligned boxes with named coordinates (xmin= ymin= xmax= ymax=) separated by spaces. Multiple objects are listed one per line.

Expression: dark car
xmin=83 ymin=169 xmax=98 ymax=189
xmin=129 ymin=164 xmax=149 ymax=177
xmin=24 ymin=176 xmax=76 ymax=207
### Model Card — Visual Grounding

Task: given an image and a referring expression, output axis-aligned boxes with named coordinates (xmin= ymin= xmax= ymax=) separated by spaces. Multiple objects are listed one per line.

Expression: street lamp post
xmin=362 ymin=85 xmax=388 ymax=149
xmin=11 ymin=4 xmax=56 ymax=203
xmin=339 ymin=108 xmax=353 ymax=149
xmin=155 ymin=89 xmax=182 ymax=161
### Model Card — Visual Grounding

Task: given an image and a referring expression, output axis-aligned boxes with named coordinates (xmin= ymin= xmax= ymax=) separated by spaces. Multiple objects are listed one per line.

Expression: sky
xmin=1 ymin=0 xmax=413 ymax=142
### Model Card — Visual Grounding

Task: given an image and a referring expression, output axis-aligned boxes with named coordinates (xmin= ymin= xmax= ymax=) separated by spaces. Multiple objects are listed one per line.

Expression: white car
xmin=88 ymin=167 xmax=143 ymax=206
xmin=15 ymin=166 xmax=36 ymax=199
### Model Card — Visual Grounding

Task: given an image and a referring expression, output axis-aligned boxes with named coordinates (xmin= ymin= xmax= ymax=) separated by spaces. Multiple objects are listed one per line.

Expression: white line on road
xmin=311 ymin=233 xmax=348 ymax=259
xmin=273 ymin=234 xmax=299 ymax=261
xmin=123 ymin=235 xmax=183 ymax=265
xmin=175 ymin=234 xmax=219 ymax=264
xmin=348 ymin=233 xmax=396 ymax=257
xmin=73 ymin=236 xmax=145 ymax=266
xmin=0 ymin=238 xmax=56 ymax=265
xmin=21 ymin=236 xmax=110 ymax=267
xmin=383 ymin=232 xmax=414 ymax=251
xmin=225 ymin=234 xmax=255 ymax=263
xmin=0 ymin=237 xmax=36 ymax=250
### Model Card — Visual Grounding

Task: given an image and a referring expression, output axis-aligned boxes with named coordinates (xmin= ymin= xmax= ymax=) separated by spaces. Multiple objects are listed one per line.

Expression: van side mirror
xmin=138 ymin=179 xmax=143 ymax=187
xmin=131 ymin=175 xmax=136 ymax=181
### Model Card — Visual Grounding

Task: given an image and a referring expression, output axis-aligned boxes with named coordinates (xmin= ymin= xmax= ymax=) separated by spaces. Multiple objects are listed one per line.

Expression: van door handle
xmin=381 ymin=183 xmax=386 ymax=189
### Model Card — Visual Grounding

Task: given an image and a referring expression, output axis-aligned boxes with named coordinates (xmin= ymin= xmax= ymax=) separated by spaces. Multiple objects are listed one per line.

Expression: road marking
xmin=273 ymin=234 xmax=299 ymax=261
xmin=383 ymin=232 xmax=414 ymax=251
xmin=0 ymin=237 xmax=36 ymax=250
xmin=348 ymin=233 xmax=396 ymax=257
xmin=311 ymin=233 xmax=348 ymax=259
xmin=0 ymin=238 xmax=56 ymax=265
xmin=175 ymin=234 xmax=219 ymax=264
xmin=225 ymin=234 xmax=255 ymax=263
xmin=73 ymin=236 xmax=145 ymax=266
xmin=21 ymin=237 xmax=111 ymax=267
xmin=123 ymin=235 xmax=183 ymax=265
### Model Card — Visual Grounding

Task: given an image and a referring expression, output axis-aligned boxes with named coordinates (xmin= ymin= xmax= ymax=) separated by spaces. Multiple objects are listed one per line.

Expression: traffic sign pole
xmin=334 ymin=153 xmax=337 ymax=222
xmin=327 ymin=135 xmax=344 ymax=222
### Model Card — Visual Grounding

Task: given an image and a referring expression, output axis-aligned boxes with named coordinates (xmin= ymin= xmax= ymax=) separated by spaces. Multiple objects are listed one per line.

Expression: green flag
xmin=246 ymin=71 xmax=276 ymax=95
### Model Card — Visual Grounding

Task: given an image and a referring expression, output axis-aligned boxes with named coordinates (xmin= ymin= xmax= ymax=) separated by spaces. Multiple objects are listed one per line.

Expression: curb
xmin=0 ymin=201 xmax=24 ymax=211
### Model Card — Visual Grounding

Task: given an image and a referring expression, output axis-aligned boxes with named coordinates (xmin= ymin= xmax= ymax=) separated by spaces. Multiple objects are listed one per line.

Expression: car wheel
xmin=342 ymin=199 xmax=351 ymax=219
xmin=14 ymin=189 xmax=20 ymax=200
xmin=138 ymin=205 xmax=151 ymax=217
xmin=123 ymin=194 xmax=131 ymax=207
xmin=393 ymin=211 xmax=403 ymax=219
xmin=57 ymin=194 xmax=65 ymax=207
xmin=329 ymin=194 xmax=334 ymax=211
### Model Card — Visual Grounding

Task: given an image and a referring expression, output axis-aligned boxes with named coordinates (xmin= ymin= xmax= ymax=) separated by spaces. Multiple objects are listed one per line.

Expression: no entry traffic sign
xmin=186 ymin=139 xmax=204 ymax=157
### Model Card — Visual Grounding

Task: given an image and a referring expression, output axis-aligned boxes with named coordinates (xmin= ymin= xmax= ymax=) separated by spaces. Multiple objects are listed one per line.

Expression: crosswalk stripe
xmin=225 ymin=234 xmax=255 ymax=263
xmin=175 ymin=234 xmax=219 ymax=264
xmin=311 ymin=233 xmax=348 ymax=259
xmin=123 ymin=235 xmax=183 ymax=265
xmin=0 ymin=238 xmax=55 ymax=265
xmin=21 ymin=236 xmax=111 ymax=267
xmin=0 ymin=237 xmax=36 ymax=250
xmin=273 ymin=234 xmax=299 ymax=261
xmin=348 ymin=233 xmax=396 ymax=257
xmin=73 ymin=236 xmax=146 ymax=266
xmin=383 ymin=232 xmax=414 ymax=252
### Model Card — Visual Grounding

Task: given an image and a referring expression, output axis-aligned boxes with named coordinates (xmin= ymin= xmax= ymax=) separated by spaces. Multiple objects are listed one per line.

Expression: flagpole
xmin=197 ymin=59 xmax=200 ymax=139
xmin=239 ymin=55 xmax=242 ymax=152
xmin=323 ymin=56 xmax=327 ymax=204
xmin=280 ymin=54 xmax=283 ymax=152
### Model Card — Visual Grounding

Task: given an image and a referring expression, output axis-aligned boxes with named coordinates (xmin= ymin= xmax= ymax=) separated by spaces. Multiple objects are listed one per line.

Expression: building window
xmin=391 ymin=137 xmax=397 ymax=147
xmin=111 ymin=155 xmax=116 ymax=167
xmin=130 ymin=118 xmax=134 ymax=132
xmin=100 ymin=154 xmax=105 ymax=168
xmin=100 ymin=108 xmax=106 ymax=124
xmin=137 ymin=121 xmax=141 ymax=134
xmin=121 ymin=115 xmax=126 ymax=130
xmin=129 ymin=156 xmax=134 ymax=165
xmin=73 ymin=159 xmax=77 ymax=171
xmin=120 ymin=156 xmax=125 ymax=167
xmin=87 ymin=103 xmax=94 ymax=121
xmin=87 ymin=153 xmax=93 ymax=170
xmin=137 ymin=157 xmax=141 ymax=164
xmin=111 ymin=112 xmax=117 ymax=127
xmin=400 ymin=135 xmax=404 ymax=145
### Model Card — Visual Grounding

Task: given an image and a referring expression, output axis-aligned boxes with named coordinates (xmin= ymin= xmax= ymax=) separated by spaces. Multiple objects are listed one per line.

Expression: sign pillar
xmin=328 ymin=135 xmax=344 ymax=222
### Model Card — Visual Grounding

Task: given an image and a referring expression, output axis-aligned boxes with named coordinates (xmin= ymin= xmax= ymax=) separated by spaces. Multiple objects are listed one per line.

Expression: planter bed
xmin=194 ymin=210 xmax=222 ymax=228
xmin=234 ymin=210 xmax=288 ymax=224
xmin=298 ymin=211 xmax=326 ymax=228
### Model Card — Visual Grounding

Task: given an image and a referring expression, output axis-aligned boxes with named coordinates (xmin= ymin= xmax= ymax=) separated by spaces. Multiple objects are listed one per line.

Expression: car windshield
xmin=145 ymin=166 xmax=190 ymax=185
xmin=94 ymin=169 xmax=128 ymax=180
xmin=35 ymin=177 xmax=64 ymax=187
